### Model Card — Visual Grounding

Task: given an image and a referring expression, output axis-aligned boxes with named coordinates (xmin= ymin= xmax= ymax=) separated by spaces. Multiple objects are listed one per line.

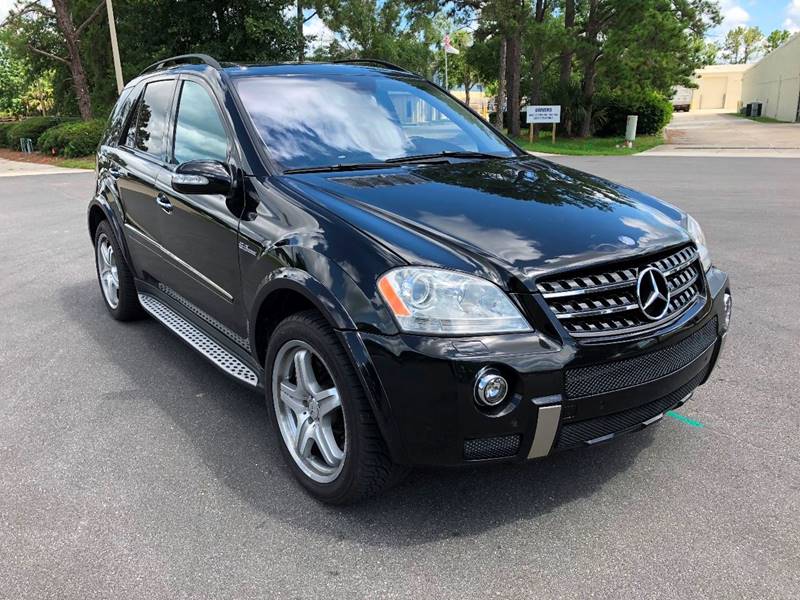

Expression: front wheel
xmin=265 ymin=310 xmax=407 ymax=503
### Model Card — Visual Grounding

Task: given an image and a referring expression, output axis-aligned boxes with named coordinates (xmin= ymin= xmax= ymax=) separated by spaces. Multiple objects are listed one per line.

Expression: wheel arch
xmin=87 ymin=189 xmax=134 ymax=268
xmin=249 ymin=268 xmax=408 ymax=463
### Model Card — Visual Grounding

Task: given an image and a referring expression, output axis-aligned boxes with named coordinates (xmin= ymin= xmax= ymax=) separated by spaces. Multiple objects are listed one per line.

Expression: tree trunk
xmin=529 ymin=0 xmax=547 ymax=138
xmin=296 ymin=0 xmax=304 ymax=62
xmin=495 ymin=37 xmax=507 ymax=129
xmin=579 ymin=55 xmax=598 ymax=138
xmin=51 ymin=0 xmax=93 ymax=120
xmin=464 ymin=77 xmax=471 ymax=107
xmin=507 ymin=32 xmax=522 ymax=137
xmin=578 ymin=0 xmax=600 ymax=138
xmin=559 ymin=0 xmax=575 ymax=86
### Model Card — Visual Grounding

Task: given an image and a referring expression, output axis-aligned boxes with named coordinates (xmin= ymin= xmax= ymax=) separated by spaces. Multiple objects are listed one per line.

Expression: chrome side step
xmin=138 ymin=293 xmax=259 ymax=387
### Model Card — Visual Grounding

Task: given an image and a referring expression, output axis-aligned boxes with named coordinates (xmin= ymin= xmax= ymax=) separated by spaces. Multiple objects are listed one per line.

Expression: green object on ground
xmin=666 ymin=410 xmax=704 ymax=428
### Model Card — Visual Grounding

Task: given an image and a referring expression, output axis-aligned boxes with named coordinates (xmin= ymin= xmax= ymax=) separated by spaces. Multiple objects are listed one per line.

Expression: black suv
xmin=89 ymin=54 xmax=732 ymax=503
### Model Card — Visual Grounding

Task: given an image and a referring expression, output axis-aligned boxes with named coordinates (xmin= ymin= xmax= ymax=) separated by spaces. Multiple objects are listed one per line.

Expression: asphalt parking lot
xmin=1 ymin=156 xmax=798 ymax=599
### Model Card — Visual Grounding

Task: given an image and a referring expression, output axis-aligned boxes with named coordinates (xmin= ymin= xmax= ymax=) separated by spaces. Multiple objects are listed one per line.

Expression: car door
xmin=152 ymin=76 xmax=246 ymax=337
xmin=114 ymin=78 xmax=178 ymax=283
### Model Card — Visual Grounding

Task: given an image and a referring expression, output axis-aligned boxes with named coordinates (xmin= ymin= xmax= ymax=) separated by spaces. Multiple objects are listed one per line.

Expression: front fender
xmin=249 ymin=266 xmax=408 ymax=462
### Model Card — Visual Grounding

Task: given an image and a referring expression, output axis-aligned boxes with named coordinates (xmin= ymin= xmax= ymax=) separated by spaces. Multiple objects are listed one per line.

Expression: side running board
xmin=138 ymin=293 xmax=259 ymax=387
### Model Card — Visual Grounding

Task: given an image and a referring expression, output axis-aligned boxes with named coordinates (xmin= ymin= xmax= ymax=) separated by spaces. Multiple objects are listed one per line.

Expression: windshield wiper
xmin=385 ymin=151 xmax=511 ymax=164
xmin=283 ymin=162 xmax=394 ymax=174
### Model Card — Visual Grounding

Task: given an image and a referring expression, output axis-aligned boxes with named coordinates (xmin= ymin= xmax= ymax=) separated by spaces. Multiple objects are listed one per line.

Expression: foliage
xmin=0 ymin=121 xmax=18 ymax=147
xmin=722 ymin=26 xmax=764 ymax=63
xmin=4 ymin=116 xmax=64 ymax=149
xmin=311 ymin=0 xmax=436 ymax=76
xmin=764 ymin=30 xmax=792 ymax=54
xmin=0 ymin=41 xmax=31 ymax=116
xmin=593 ymin=90 xmax=673 ymax=137
xmin=21 ymin=70 xmax=55 ymax=116
xmin=37 ymin=118 xmax=104 ymax=156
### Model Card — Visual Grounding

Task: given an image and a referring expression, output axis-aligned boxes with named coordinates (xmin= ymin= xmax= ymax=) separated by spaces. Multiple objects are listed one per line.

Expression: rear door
xmin=154 ymin=76 xmax=246 ymax=336
xmin=115 ymin=78 xmax=178 ymax=280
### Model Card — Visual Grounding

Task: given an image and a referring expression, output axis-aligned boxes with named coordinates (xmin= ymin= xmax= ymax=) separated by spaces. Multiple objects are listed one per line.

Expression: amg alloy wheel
xmin=265 ymin=311 xmax=407 ymax=504
xmin=272 ymin=340 xmax=346 ymax=483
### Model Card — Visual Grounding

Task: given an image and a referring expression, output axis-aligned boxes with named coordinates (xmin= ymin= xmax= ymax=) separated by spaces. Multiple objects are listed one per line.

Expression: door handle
xmin=156 ymin=193 xmax=173 ymax=214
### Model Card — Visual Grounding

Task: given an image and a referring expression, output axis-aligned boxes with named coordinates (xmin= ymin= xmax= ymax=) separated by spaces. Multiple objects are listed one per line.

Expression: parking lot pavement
xmin=644 ymin=111 xmax=800 ymax=157
xmin=1 ymin=158 xmax=798 ymax=599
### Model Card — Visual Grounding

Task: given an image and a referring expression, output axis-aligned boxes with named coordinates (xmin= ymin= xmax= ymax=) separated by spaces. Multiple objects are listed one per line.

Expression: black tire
xmin=265 ymin=310 xmax=408 ymax=504
xmin=93 ymin=220 xmax=142 ymax=321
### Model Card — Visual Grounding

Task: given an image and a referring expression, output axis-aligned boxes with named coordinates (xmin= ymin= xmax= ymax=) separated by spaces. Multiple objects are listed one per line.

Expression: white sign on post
xmin=526 ymin=105 xmax=561 ymax=124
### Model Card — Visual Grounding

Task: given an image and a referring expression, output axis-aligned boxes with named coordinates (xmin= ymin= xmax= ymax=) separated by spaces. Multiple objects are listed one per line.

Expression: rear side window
xmin=103 ymin=86 xmax=134 ymax=147
xmin=172 ymin=81 xmax=228 ymax=164
xmin=132 ymin=80 xmax=174 ymax=158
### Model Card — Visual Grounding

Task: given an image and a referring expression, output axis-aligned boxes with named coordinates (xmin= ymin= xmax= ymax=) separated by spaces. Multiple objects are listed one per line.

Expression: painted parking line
xmin=666 ymin=411 xmax=704 ymax=428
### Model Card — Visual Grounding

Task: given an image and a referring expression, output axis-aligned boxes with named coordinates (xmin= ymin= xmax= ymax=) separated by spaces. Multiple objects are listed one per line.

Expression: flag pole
xmin=444 ymin=42 xmax=448 ymax=90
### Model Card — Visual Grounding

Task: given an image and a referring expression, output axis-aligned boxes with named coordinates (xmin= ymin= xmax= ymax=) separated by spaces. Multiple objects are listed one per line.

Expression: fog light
xmin=723 ymin=292 xmax=732 ymax=332
xmin=475 ymin=370 xmax=508 ymax=407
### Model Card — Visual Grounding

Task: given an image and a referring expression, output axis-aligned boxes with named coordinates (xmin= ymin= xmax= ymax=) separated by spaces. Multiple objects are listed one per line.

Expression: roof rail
xmin=139 ymin=54 xmax=222 ymax=76
xmin=330 ymin=58 xmax=412 ymax=74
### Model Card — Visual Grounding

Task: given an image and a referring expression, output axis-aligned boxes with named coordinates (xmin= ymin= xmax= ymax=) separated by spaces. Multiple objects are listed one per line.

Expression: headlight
xmin=377 ymin=267 xmax=532 ymax=334
xmin=686 ymin=214 xmax=712 ymax=272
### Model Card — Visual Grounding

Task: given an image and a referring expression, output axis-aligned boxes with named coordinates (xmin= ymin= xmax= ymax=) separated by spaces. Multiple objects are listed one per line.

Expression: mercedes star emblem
xmin=636 ymin=267 xmax=671 ymax=320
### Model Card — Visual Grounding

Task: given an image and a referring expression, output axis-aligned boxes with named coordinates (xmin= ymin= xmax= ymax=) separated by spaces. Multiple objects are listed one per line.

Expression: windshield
xmin=234 ymin=74 xmax=518 ymax=171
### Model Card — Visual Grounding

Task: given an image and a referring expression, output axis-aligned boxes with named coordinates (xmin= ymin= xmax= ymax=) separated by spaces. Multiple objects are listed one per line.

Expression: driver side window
xmin=173 ymin=80 xmax=229 ymax=164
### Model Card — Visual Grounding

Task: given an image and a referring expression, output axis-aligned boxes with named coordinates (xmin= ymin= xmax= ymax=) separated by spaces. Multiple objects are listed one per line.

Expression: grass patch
xmin=513 ymin=130 xmax=663 ymax=155
xmin=56 ymin=156 xmax=95 ymax=170
xmin=731 ymin=113 xmax=786 ymax=124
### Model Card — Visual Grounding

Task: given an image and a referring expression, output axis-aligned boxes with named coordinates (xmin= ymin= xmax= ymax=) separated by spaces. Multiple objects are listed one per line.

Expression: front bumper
xmin=358 ymin=267 xmax=730 ymax=466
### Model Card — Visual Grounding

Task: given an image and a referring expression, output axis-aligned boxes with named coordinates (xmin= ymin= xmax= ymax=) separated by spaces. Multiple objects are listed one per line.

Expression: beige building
xmin=689 ymin=64 xmax=750 ymax=111
xmin=741 ymin=33 xmax=800 ymax=122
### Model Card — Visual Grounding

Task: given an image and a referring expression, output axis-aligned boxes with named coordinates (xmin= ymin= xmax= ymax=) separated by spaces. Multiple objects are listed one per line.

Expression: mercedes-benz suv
xmin=88 ymin=54 xmax=732 ymax=503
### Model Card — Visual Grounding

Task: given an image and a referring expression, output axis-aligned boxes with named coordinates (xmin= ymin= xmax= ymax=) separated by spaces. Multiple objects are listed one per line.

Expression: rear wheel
xmin=265 ymin=310 xmax=407 ymax=503
xmin=93 ymin=220 xmax=142 ymax=321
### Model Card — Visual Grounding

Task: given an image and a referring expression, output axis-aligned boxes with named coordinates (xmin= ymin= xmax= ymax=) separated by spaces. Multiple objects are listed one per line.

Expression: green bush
xmin=593 ymin=91 xmax=673 ymax=137
xmin=6 ymin=116 xmax=65 ymax=150
xmin=0 ymin=121 xmax=17 ymax=148
xmin=37 ymin=119 xmax=105 ymax=157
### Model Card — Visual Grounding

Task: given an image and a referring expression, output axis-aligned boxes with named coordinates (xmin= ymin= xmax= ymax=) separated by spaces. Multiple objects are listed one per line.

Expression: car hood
xmin=279 ymin=157 xmax=689 ymax=292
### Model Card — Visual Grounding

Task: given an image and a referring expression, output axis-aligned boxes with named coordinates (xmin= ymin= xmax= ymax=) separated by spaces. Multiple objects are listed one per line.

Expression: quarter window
xmin=132 ymin=80 xmax=174 ymax=157
xmin=173 ymin=81 xmax=228 ymax=164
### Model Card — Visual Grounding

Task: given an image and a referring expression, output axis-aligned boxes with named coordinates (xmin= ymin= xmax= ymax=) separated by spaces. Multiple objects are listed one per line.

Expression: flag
xmin=444 ymin=34 xmax=460 ymax=54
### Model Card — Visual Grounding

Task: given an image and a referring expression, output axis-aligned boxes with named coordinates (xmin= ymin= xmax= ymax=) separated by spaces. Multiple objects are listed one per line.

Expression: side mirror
xmin=171 ymin=160 xmax=232 ymax=195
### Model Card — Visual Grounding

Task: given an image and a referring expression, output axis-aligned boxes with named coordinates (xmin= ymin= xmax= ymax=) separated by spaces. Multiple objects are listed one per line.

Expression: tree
xmin=722 ymin=26 xmax=764 ymax=64
xmin=2 ymin=0 xmax=108 ymax=120
xmin=574 ymin=0 xmax=720 ymax=137
xmin=312 ymin=0 xmax=435 ymax=75
xmin=21 ymin=69 xmax=54 ymax=115
xmin=0 ymin=41 xmax=30 ymax=116
xmin=764 ymin=29 xmax=791 ymax=54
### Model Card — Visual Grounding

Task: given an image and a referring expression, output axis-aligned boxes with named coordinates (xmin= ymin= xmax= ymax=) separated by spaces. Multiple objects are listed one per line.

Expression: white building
xmin=689 ymin=64 xmax=750 ymax=111
xmin=741 ymin=33 xmax=800 ymax=122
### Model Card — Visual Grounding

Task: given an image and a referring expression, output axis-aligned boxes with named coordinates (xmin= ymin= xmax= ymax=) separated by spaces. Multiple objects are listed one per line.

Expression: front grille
xmin=537 ymin=244 xmax=704 ymax=340
xmin=564 ymin=317 xmax=718 ymax=399
xmin=554 ymin=371 xmax=705 ymax=450
xmin=464 ymin=434 xmax=521 ymax=460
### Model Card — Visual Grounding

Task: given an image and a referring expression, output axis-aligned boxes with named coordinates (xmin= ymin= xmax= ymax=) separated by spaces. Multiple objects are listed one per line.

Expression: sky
xmin=1 ymin=0 xmax=798 ymax=51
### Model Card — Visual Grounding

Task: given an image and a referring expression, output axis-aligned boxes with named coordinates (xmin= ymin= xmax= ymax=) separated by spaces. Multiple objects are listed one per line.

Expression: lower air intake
xmin=464 ymin=434 xmax=521 ymax=460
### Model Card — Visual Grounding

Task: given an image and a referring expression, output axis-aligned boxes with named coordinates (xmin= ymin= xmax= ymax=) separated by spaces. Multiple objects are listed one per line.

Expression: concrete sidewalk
xmin=0 ymin=156 xmax=86 ymax=177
